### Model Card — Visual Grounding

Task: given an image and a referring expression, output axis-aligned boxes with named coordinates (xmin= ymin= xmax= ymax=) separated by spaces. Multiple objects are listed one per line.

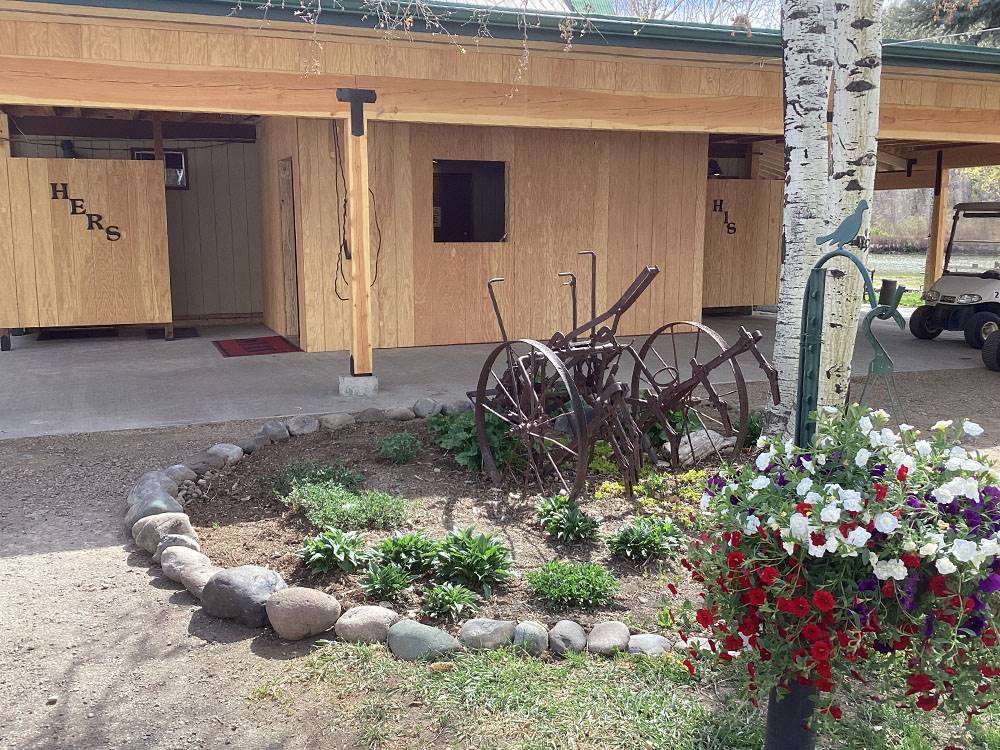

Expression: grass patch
xmin=286 ymin=481 xmax=408 ymax=530
xmin=526 ymin=560 xmax=619 ymax=609
xmin=376 ymin=432 xmax=419 ymax=465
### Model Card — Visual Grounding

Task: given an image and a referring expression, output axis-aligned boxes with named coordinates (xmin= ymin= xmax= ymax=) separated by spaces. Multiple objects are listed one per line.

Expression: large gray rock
xmin=387 ymin=620 xmax=461 ymax=661
xmin=459 ymin=619 xmax=515 ymax=650
xmin=179 ymin=562 xmax=222 ymax=600
xmin=265 ymin=587 xmax=342 ymax=640
xmin=236 ymin=435 xmax=267 ymax=456
xmin=548 ymin=620 xmax=587 ymax=656
xmin=132 ymin=513 xmax=198 ymax=554
xmin=152 ymin=533 xmax=201 ymax=563
xmin=127 ymin=471 xmax=179 ymax=506
xmin=334 ymin=605 xmax=401 ymax=644
xmin=629 ymin=634 xmax=671 ymax=657
xmin=187 ymin=451 xmax=226 ymax=475
xmin=674 ymin=429 xmax=737 ymax=468
xmin=164 ymin=465 xmax=197 ymax=485
xmin=201 ymin=566 xmax=287 ymax=628
xmin=258 ymin=420 xmax=290 ymax=443
xmin=207 ymin=443 xmax=243 ymax=466
xmin=513 ymin=621 xmax=549 ymax=656
xmin=384 ymin=406 xmax=416 ymax=421
xmin=124 ymin=489 xmax=183 ymax=530
xmin=285 ymin=415 xmax=320 ymax=436
xmin=587 ymin=621 xmax=631 ymax=656
xmin=354 ymin=408 xmax=387 ymax=424
xmin=412 ymin=398 xmax=443 ymax=418
xmin=320 ymin=413 xmax=355 ymax=431
xmin=442 ymin=399 xmax=472 ymax=416
xmin=160 ymin=546 xmax=213 ymax=583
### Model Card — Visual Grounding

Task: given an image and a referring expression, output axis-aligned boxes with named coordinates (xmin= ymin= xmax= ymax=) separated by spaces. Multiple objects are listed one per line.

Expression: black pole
xmin=765 ymin=683 xmax=817 ymax=750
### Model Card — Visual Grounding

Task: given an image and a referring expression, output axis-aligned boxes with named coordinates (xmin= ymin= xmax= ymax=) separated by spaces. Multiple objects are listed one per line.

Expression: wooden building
xmin=3 ymin=0 xmax=1000 ymax=374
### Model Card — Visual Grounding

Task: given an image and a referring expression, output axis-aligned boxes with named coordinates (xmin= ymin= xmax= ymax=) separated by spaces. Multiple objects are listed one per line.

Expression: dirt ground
xmin=1 ymin=366 xmax=998 ymax=750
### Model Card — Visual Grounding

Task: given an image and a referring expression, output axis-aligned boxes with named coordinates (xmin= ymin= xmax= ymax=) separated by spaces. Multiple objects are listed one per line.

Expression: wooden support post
xmin=343 ymin=117 xmax=374 ymax=375
xmin=151 ymin=115 xmax=164 ymax=161
xmin=0 ymin=111 xmax=10 ymax=158
xmin=924 ymin=150 xmax=950 ymax=291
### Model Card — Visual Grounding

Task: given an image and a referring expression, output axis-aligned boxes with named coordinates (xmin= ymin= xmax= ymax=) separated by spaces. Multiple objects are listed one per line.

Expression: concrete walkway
xmin=0 ymin=311 xmax=983 ymax=440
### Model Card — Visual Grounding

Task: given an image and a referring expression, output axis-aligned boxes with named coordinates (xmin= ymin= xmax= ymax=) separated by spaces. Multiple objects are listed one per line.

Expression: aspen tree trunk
xmin=818 ymin=0 xmax=883 ymax=405
xmin=767 ymin=0 xmax=834 ymax=437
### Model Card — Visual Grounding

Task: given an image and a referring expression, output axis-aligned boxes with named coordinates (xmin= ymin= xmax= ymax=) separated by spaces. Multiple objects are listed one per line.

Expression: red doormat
xmin=212 ymin=335 xmax=302 ymax=358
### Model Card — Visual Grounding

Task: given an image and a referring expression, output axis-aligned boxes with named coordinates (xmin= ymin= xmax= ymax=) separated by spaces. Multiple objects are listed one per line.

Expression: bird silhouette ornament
xmin=816 ymin=199 xmax=870 ymax=247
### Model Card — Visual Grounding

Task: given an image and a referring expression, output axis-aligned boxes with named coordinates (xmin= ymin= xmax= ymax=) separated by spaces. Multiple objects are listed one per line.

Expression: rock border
xmin=124 ymin=399 xmax=679 ymax=662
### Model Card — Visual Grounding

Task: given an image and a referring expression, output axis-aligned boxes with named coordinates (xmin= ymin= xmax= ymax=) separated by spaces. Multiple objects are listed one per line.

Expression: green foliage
xmin=588 ymin=441 xmax=618 ymax=474
xmin=296 ymin=528 xmax=369 ymax=574
xmin=434 ymin=527 xmax=513 ymax=593
xmin=427 ymin=411 xmax=518 ymax=471
xmin=376 ymin=431 xmax=419 ymax=464
xmin=421 ymin=582 xmax=481 ymax=622
xmin=536 ymin=494 xmax=599 ymax=544
xmin=526 ymin=560 xmax=619 ymax=609
xmin=594 ymin=479 xmax=625 ymax=500
xmin=375 ymin=531 xmax=439 ymax=575
xmin=742 ymin=412 xmax=765 ymax=446
xmin=286 ymin=481 xmax=408 ymax=530
xmin=271 ymin=461 xmax=363 ymax=498
xmin=647 ymin=409 xmax=703 ymax=448
xmin=608 ymin=516 xmax=681 ymax=563
xmin=359 ymin=560 xmax=416 ymax=600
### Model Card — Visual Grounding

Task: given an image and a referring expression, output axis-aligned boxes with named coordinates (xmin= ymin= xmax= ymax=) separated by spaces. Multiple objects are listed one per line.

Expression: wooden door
xmin=277 ymin=158 xmax=300 ymax=337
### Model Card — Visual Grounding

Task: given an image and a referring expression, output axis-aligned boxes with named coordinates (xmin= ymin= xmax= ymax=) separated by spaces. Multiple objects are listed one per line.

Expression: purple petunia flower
xmin=984 ymin=486 xmax=1000 ymax=501
xmin=775 ymin=472 xmax=789 ymax=487
xmin=962 ymin=614 xmax=987 ymax=636
xmin=924 ymin=613 xmax=936 ymax=639
xmin=978 ymin=574 xmax=1000 ymax=594
xmin=871 ymin=464 xmax=887 ymax=478
xmin=906 ymin=496 xmax=923 ymax=510
xmin=858 ymin=577 xmax=878 ymax=593
xmin=873 ymin=641 xmax=895 ymax=654
xmin=965 ymin=510 xmax=984 ymax=529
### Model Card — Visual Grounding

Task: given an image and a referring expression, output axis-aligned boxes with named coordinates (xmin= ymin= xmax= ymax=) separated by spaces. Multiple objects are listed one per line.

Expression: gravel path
xmin=1 ymin=367 xmax=997 ymax=750
xmin=0 ymin=420 xmax=352 ymax=750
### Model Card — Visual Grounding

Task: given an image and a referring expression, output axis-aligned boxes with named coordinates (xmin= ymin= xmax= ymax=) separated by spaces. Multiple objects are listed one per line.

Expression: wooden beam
xmin=342 ymin=118 xmax=373 ymax=375
xmin=925 ymin=151 xmax=951 ymax=291
xmin=0 ymin=110 xmax=9 ymax=158
xmin=875 ymin=169 xmax=936 ymax=191
xmin=7 ymin=114 xmax=257 ymax=141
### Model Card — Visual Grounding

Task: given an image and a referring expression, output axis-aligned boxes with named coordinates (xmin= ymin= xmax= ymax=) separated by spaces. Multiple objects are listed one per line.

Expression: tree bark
xmin=767 ymin=0 xmax=834 ymax=437
xmin=818 ymin=0 xmax=883 ymax=406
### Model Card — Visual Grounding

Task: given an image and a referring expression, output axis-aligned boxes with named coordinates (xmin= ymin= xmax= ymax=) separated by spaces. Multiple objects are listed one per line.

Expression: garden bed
xmin=185 ymin=416 xmax=708 ymax=630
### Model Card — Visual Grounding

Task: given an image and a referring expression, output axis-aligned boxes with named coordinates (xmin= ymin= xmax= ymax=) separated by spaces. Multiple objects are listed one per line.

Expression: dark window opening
xmin=432 ymin=159 xmax=506 ymax=242
xmin=131 ymin=148 xmax=189 ymax=190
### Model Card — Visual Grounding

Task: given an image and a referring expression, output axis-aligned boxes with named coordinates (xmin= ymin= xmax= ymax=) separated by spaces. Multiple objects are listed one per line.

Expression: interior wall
xmin=12 ymin=135 xmax=262 ymax=320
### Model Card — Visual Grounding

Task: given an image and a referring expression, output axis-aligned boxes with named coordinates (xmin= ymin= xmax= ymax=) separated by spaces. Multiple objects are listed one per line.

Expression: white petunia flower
xmin=869 ymin=431 xmax=883 ymax=449
xmin=859 ymin=416 xmax=873 ymax=434
xmin=918 ymin=542 xmax=938 ymax=557
xmin=756 ymin=435 xmax=769 ymax=449
xmin=755 ymin=451 xmax=773 ymax=471
xmin=822 ymin=405 xmax=839 ymax=414
xmin=945 ymin=457 xmax=964 ymax=472
xmin=789 ymin=512 xmax=811 ymax=541
xmin=872 ymin=409 xmax=890 ymax=422
xmin=902 ymin=539 xmax=917 ymax=552
xmin=751 ymin=475 xmax=770 ymax=491
xmin=962 ymin=459 xmax=985 ymax=473
xmin=808 ymin=542 xmax=827 ymax=558
xmin=744 ymin=515 xmax=761 ymax=535
xmin=880 ymin=428 xmax=898 ymax=447
xmin=805 ymin=491 xmax=822 ymax=504
xmin=950 ymin=446 xmax=968 ymax=459
xmin=840 ymin=488 xmax=864 ymax=513
xmin=854 ymin=448 xmax=872 ymax=468
xmin=914 ymin=440 xmax=932 ymax=458
xmin=935 ymin=557 xmax=958 ymax=575
xmin=820 ymin=503 xmax=842 ymax=524
xmin=800 ymin=458 xmax=815 ymax=475
xmin=873 ymin=558 xmax=908 ymax=581
xmin=888 ymin=450 xmax=916 ymax=472
xmin=952 ymin=539 xmax=978 ymax=563
xmin=796 ymin=477 xmax=813 ymax=497
xmin=932 ymin=420 xmax=953 ymax=431
xmin=699 ymin=494 xmax=712 ymax=511
xmin=874 ymin=512 xmax=899 ymax=534
xmin=964 ymin=420 xmax=985 ymax=437
xmin=815 ymin=454 xmax=827 ymax=466
xmin=899 ymin=423 xmax=915 ymax=432
xmin=846 ymin=527 xmax=872 ymax=547
xmin=782 ymin=541 xmax=797 ymax=555
xmin=979 ymin=538 xmax=1000 ymax=560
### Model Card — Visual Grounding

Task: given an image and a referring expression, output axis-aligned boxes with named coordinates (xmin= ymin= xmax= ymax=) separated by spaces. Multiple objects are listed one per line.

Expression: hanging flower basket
xmin=681 ymin=404 xmax=1000 ymax=739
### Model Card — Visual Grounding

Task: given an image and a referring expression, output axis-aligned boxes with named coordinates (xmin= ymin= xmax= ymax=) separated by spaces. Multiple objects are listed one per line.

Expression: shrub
xmin=428 ymin=411 xmax=517 ymax=471
xmin=434 ymin=527 xmax=513 ymax=593
xmin=376 ymin=432 xmax=419 ymax=465
xmin=421 ymin=582 xmax=480 ymax=622
xmin=272 ymin=461 xmax=364 ymax=498
xmin=608 ymin=516 xmax=681 ymax=563
xmin=359 ymin=560 xmax=415 ymax=600
xmin=286 ymin=481 xmax=408 ymax=530
xmin=376 ymin=531 xmax=439 ymax=575
xmin=296 ymin=528 xmax=368 ymax=574
xmin=526 ymin=560 xmax=619 ymax=609
xmin=536 ymin=495 xmax=599 ymax=544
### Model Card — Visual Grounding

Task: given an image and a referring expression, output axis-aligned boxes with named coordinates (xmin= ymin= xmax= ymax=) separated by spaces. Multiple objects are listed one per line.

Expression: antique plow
xmin=470 ymin=251 xmax=780 ymax=501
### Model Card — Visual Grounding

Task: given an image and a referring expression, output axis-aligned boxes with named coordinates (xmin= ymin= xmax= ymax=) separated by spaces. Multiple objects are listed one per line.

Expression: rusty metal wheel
xmin=474 ymin=339 xmax=590 ymax=500
xmin=630 ymin=322 xmax=750 ymax=468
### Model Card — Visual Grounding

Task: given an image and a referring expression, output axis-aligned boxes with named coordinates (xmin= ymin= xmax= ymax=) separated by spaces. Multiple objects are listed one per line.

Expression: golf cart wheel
xmin=984 ymin=332 xmax=1000 ymax=372
xmin=908 ymin=306 xmax=941 ymax=340
xmin=964 ymin=311 xmax=1000 ymax=349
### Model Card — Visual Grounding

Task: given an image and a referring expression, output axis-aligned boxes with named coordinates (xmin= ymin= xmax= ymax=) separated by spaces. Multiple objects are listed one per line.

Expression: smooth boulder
xmin=587 ymin=621 xmax=630 ymax=656
xmin=442 ymin=399 xmax=472 ymax=416
xmin=387 ymin=620 xmax=461 ymax=661
xmin=258 ymin=420 xmax=290 ymax=443
xmin=164 ymin=464 xmax=197 ymax=484
xmin=127 ymin=471 xmax=179 ymax=505
xmin=459 ymin=619 xmax=515 ymax=650
xmin=187 ymin=451 xmax=226 ymax=475
xmin=320 ymin=413 xmax=355 ymax=430
xmin=201 ymin=566 xmax=287 ymax=628
xmin=124 ymin=491 xmax=183 ymax=531
xmin=628 ymin=634 xmax=671 ymax=657
xmin=160 ymin=546 xmax=213 ymax=583
xmin=548 ymin=620 xmax=587 ymax=656
xmin=513 ymin=621 xmax=549 ymax=656
xmin=265 ymin=587 xmax=342 ymax=640
xmin=132 ymin=512 xmax=198 ymax=554
xmin=383 ymin=407 xmax=416 ymax=421
xmin=207 ymin=443 xmax=243 ymax=466
xmin=285 ymin=415 xmax=320 ymax=436
xmin=412 ymin=398 xmax=442 ymax=418
xmin=334 ymin=605 xmax=401 ymax=643
xmin=152 ymin=533 xmax=201 ymax=563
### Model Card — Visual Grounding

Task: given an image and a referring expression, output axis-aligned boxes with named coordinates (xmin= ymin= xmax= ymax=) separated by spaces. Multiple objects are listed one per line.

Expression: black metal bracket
xmin=335 ymin=88 xmax=377 ymax=137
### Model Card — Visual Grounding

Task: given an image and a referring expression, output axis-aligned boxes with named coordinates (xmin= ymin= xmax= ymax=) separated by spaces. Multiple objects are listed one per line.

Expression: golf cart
xmin=909 ymin=202 xmax=1000 ymax=349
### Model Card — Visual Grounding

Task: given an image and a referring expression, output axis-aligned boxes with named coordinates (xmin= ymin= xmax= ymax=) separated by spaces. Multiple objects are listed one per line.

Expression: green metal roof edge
xmin=21 ymin=0 xmax=1000 ymax=74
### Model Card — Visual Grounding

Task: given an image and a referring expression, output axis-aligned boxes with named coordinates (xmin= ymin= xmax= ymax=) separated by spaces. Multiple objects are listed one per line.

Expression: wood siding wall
xmin=0 ymin=156 xmax=170 ymax=327
xmin=702 ymin=179 xmax=782 ymax=308
xmin=258 ymin=117 xmax=708 ymax=352
xmin=12 ymin=136 xmax=262 ymax=319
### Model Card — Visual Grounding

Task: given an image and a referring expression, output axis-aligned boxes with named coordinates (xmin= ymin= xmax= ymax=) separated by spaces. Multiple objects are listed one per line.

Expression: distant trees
xmin=883 ymin=0 xmax=1000 ymax=46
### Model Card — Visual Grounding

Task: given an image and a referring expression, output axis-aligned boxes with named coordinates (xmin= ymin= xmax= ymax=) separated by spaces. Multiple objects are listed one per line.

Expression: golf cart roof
xmin=954 ymin=202 xmax=1000 ymax=214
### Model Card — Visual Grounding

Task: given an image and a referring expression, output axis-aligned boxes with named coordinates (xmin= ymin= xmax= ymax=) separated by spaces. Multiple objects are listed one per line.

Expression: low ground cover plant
xmin=296 ymin=528 xmax=368 ymax=574
xmin=435 ymin=527 xmax=513 ymax=593
xmin=526 ymin=560 xmax=619 ymax=609
xmin=428 ymin=411 xmax=518 ymax=471
xmin=359 ymin=560 xmax=415 ymax=600
xmin=286 ymin=481 xmax=408 ymax=530
xmin=376 ymin=432 xmax=419 ymax=464
xmin=271 ymin=461 xmax=363 ymax=497
xmin=609 ymin=516 xmax=681 ymax=563
xmin=536 ymin=494 xmax=600 ymax=544
xmin=375 ymin=531 xmax=439 ymax=575
xmin=421 ymin=582 xmax=481 ymax=621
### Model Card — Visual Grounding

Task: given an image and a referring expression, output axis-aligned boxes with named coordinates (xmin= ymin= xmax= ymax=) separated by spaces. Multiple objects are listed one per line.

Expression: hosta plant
xmin=536 ymin=495 xmax=600 ymax=544
xmin=296 ymin=528 xmax=368 ymax=574
xmin=679 ymin=404 xmax=1000 ymax=728
xmin=421 ymin=582 xmax=480 ymax=622
xmin=375 ymin=531 xmax=439 ymax=575
xmin=609 ymin=516 xmax=681 ymax=563
xmin=434 ymin=527 xmax=513 ymax=594
xmin=359 ymin=561 xmax=415 ymax=601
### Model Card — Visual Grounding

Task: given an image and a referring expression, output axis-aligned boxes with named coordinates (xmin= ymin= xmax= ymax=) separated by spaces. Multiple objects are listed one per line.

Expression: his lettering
xmin=726 ymin=222 xmax=737 ymax=235
xmin=86 ymin=213 xmax=105 ymax=231
xmin=713 ymin=199 xmax=724 ymax=212
xmin=50 ymin=182 xmax=69 ymax=200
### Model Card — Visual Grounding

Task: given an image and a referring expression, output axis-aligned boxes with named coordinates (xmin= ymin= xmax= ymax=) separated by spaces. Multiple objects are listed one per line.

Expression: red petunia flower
xmin=695 ymin=608 xmax=714 ymax=629
xmin=901 ymin=554 xmax=921 ymax=569
xmin=816 ymin=677 xmax=834 ymax=693
xmin=730 ymin=531 xmax=742 ymax=547
xmin=802 ymin=623 xmax=826 ymax=642
xmin=897 ymin=465 xmax=909 ymax=481
xmin=683 ymin=659 xmax=695 ymax=676
xmin=829 ymin=705 xmax=843 ymax=720
xmin=916 ymin=695 xmax=938 ymax=711
xmin=874 ymin=483 xmax=889 ymax=501
xmin=882 ymin=580 xmax=895 ymax=598
xmin=758 ymin=566 xmax=779 ymax=587
xmin=812 ymin=590 xmax=836 ymax=612
xmin=796 ymin=502 xmax=813 ymax=514
xmin=745 ymin=588 xmax=767 ymax=607
xmin=811 ymin=640 xmax=833 ymax=663
xmin=727 ymin=551 xmax=746 ymax=569
xmin=906 ymin=673 xmax=935 ymax=694
xmin=929 ymin=575 xmax=949 ymax=597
